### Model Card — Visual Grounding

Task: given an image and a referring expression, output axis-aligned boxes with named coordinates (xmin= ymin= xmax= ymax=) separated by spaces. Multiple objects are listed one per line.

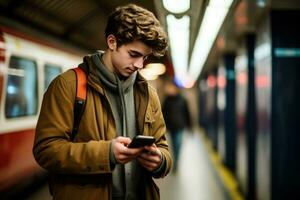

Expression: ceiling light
xmin=162 ymin=0 xmax=190 ymax=13
xmin=188 ymin=0 xmax=233 ymax=83
xmin=166 ymin=14 xmax=190 ymax=79
xmin=209 ymin=0 xmax=233 ymax=7
xmin=139 ymin=69 xmax=158 ymax=80
xmin=140 ymin=63 xmax=166 ymax=80
xmin=145 ymin=63 xmax=166 ymax=75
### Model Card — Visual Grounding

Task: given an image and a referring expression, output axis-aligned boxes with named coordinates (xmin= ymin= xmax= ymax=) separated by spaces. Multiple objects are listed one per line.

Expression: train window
xmin=44 ymin=63 xmax=62 ymax=90
xmin=5 ymin=56 xmax=38 ymax=118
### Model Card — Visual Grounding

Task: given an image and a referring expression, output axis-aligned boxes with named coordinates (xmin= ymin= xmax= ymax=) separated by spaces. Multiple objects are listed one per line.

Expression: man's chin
xmin=117 ymin=72 xmax=130 ymax=79
xmin=117 ymin=70 xmax=136 ymax=79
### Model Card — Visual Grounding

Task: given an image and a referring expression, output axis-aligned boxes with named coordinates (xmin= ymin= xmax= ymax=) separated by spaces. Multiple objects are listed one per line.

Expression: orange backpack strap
xmin=71 ymin=67 xmax=87 ymax=141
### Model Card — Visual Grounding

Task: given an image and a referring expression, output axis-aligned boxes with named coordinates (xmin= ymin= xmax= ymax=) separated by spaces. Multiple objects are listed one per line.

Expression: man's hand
xmin=112 ymin=136 xmax=144 ymax=164
xmin=137 ymin=144 xmax=162 ymax=172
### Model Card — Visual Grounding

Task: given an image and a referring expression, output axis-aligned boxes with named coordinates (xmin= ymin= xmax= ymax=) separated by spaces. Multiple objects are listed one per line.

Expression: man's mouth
xmin=127 ymin=68 xmax=135 ymax=73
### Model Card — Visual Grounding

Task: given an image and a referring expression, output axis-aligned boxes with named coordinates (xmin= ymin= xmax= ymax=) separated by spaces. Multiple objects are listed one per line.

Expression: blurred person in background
xmin=162 ymin=79 xmax=191 ymax=173
xmin=33 ymin=4 xmax=172 ymax=200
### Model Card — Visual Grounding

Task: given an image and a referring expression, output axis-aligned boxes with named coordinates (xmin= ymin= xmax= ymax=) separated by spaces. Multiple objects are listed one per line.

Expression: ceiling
xmin=0 ymin=0 xmax=207 ymax=77
xmin=0 ymin=0 xmax=204 ymax=54
xmin=1 ymin=0 xmax=298 ymax=82
xmin=0 ymin=0 xmax=157 ymax=52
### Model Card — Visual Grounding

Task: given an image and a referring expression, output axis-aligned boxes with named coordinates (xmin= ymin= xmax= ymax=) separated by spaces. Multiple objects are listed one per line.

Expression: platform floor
xmin=155 ymin=131 xmax=229 ymax=200
xmin=26 ymin=131 xmax=230 ymax=200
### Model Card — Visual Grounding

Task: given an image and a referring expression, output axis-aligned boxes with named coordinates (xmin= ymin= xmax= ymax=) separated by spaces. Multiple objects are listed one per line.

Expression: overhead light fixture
xmin=162 ymin=0 xmax=190 ymax=13
xmin=209 ymin=0 xmax=233 ymax=7
xmin=188 ymin=0 xmax=234 ymax=83
xmin=161 ymin=0 xmax=233 ymax=88
xmin=139 ymin=63 xmax=166 ymax=80
xmin=166 ymin=14 xmax=190 ymax=81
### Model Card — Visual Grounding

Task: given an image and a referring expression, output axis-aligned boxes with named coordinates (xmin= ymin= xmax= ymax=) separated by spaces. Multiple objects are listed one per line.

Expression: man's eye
xmin=129 ymin=52 xmax=139 ymax=58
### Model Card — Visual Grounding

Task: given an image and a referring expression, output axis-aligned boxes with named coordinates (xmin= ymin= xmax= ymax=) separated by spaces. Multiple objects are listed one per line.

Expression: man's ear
xmin=107 ymin=34 xmax=117 ymax=50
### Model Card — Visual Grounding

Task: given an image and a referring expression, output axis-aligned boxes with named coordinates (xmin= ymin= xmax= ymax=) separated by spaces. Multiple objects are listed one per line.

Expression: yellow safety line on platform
xmin=200 ymin=131 xmax=244 ymax=200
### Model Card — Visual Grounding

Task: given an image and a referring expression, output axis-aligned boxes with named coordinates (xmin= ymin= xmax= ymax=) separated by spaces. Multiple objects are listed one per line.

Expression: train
xmin=0 ymin=26 xmax=82 ymax=194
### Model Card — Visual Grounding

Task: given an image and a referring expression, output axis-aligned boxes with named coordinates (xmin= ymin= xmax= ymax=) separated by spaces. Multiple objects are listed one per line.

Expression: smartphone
xmin=128 ymin=135 xmax=155 ymax=148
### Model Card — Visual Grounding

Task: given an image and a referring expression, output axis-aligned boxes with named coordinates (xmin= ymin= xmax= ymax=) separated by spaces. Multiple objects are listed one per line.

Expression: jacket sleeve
xmin=33 ymin=72 xmax=112 ymax=174
xmin=147 ymin=87 xmax=173 ymax=178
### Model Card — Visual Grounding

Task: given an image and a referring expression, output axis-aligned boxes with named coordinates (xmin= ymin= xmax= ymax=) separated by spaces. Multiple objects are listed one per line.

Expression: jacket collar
xmin=79 ymin=51 xmax=148 ymax=96
xmin=92 ymin=52 xmax=137 ymax=94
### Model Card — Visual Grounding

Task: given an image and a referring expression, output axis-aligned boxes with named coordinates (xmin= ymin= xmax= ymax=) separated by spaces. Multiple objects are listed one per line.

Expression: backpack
xmin=71 ymin=67 xmax=87 ymax=141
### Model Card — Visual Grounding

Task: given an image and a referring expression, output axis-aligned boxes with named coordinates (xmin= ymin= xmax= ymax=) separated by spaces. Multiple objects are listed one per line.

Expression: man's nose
xmin=133 ymin=57 xmax=144 ymax=69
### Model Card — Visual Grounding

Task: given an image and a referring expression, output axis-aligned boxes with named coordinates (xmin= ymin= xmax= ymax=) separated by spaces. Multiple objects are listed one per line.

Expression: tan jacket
xmin=33 ymin=63 xmax=172 ymax=199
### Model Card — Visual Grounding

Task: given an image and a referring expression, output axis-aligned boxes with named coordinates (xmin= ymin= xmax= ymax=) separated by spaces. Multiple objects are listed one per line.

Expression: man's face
xmin=110 ymin=40 xmax=152 ymax=78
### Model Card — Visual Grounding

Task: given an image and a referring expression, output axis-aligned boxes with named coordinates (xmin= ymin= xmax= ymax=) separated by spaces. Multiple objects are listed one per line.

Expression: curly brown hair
xmin=105 ymin=4 xmax=168 ymax=57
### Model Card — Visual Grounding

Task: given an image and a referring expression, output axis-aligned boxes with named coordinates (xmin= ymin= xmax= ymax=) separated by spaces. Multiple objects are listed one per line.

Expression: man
xmin=162 ymin=80 xmax=191 ymax=172
xmin=33 ymin=4 xmax=172 ymax=200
